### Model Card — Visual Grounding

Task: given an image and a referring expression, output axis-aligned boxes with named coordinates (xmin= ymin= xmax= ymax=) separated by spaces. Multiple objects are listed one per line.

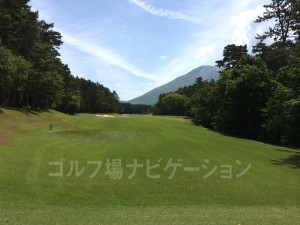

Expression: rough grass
xmin=1 ymin=205 xmax=299 ymax=225
xmin=0 ymin=108 xmax=299 ymax=224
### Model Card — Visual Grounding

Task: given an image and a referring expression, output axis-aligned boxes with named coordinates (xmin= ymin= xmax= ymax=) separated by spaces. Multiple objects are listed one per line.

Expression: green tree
xmin=57 ymin=66 xmax=82 ymax=114
xmin=214 ymin=56 xmax=273 ymax=138
xmin=0 ymin=0 xmax=40 ymax=57
xmin=253 ymin=0 xmax=300 ymax=73
xmin=255 ymin=0 xmax=294 ymax=47
xmin=161 ymin=93 xmax=189 ymax=116
xmin=153 ymin=93 xmax=168 ymax=115
xmin=0 ymin=0 xmax=120 ymax=113
xmin=216 ymin=44 xmax=248 ymax=69
xmin=252 ymin=41 xmax=296 ymax=73
xmin=0 ymin=46 xmax=31 ymax=106
xmin=190 ymin=82 xmax=217 ymax=128
xmin=264 ymin=62 xmax=300 ymax=146
xmin=290 ymin=0 xmax=300 ymax=41
xmin=62 ymin=94 xmax=81 ymax=115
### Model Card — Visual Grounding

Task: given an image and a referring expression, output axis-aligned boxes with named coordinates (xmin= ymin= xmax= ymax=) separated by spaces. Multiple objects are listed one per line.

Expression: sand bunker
xmin=96 ymin=114 xmax=115 ymax=118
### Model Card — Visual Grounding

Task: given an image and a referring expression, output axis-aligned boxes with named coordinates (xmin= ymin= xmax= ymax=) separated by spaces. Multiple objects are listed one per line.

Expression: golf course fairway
xmin=0 ymin=108 xmax=299 ymax=224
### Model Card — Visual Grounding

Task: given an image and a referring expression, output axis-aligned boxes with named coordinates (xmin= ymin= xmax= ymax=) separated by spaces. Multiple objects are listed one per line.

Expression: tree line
xmin=119 ymin=103 xmax=153 ymax=114
xmin=0 ymin=0 xmax=119 ymax=114
xmin=154 ymin=0 xmax=300 ymax=147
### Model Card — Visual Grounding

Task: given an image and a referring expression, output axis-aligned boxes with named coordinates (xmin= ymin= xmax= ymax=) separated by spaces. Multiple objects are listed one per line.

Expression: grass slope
xmin=0 ymin=108 xmax=299 ymax=224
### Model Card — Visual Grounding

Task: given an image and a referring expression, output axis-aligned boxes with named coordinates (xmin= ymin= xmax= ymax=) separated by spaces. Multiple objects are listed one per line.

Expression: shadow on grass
xmin=0 ymin=108 xmax=3 ymax=114
xmin=6 ymin=107 xmax=49 ymax=116
xmin=272 ymin=153 xmax=300 ymax=169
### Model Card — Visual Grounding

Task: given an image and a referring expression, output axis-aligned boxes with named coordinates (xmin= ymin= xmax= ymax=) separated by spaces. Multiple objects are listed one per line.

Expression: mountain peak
xmin=128 ymin=65 xmax=220 ymax=106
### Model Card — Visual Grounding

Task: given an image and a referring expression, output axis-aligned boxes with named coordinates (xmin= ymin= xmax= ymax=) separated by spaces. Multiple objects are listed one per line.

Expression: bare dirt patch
xmin=96 ymin=115 xmax=115 ymax=118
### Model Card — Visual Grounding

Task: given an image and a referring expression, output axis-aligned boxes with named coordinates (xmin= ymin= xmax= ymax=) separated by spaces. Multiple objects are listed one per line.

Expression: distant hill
xmin=128 ymin=65 xmax=220 ymax=105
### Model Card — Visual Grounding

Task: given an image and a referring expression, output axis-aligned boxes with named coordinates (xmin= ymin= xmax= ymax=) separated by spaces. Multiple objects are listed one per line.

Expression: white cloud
xmin=196 ymin=45 xmax=217 ymax=60
xmin=61 ymin=32 xmax=160 ymax=82
xmin=160 ymin=55 xmax=167 ymax=60
xmin=230 ymin=5 xmax=265 ymax=45
xmin=129 ymin=0 xmax=202 ymax=24
xmin=115 ymin=82 xmax=124 ymax=88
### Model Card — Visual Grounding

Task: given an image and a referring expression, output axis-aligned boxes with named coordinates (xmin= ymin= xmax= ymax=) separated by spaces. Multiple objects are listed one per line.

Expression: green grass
xmin=0 ymin=108 xmax=299 ymax=224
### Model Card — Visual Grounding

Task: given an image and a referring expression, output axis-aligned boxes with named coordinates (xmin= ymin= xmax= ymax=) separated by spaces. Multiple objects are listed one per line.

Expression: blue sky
xmin=29 ymin=0 xmax=271 ymax=101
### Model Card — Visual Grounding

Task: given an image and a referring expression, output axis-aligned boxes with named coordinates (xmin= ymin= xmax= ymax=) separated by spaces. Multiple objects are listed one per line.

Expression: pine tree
xmin=255 ymin=0 xmax=294 ymax=47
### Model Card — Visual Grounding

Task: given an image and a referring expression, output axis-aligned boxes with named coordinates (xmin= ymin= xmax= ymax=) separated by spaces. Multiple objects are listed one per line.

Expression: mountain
xmin=128 ymin=65 xmax=221 ymax=105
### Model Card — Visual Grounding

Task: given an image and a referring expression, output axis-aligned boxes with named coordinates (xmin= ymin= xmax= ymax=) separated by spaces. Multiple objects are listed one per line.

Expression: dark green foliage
xmin=263 ymin=63 xmax=300 ymax=146
xmin=252 ymin=41 xmax=297 ymax=73
xmin=161 ymin=93 xmax=189 ymax=116
xmin=153 ymin=0 xmax=300 ymax=147
xmin=56 ymin=66 xmax=81 ymax=114
xmin=0 ymin=46 xmax=31 ymax=106
xmin=191 ymin=56 xmax=274 ymax=139
xmin=154 ymin=93 xmax=189 ymax=116
xmin=78 ymin=78 xmax=119 ymax=113
xmin=190 ymin=50 xmax=299 ymax=147
xmin=214 ymin=56 xmax=273 ymax=138
xmin=153 ymin=93 xmax=167 ymax=115
xmin=186 ymin=0 xmax=298 ymax=147
xmin=190 ymin=82 xmax=217 ymax=128
xmin=253 ymin=0 xmax=300 ymax=73
xmin=153 ymin=78 xmax=209 ymax=116
xmin=191 ymin=52 xmax=299 ymax=146
xmin=119 ymin=103 xmax=153 ymax=114
xmin=289 ymin=0 xmax=300 ymax=41
xmin=0 ymin=0 xmax=38 ymax=57
xmin=216 ymin=44 xmax=248 ymax=69
xmin=0 ymin=0 xmax=119 ymax=113
xmin=176 ymin=78 xmax=202 ymax=98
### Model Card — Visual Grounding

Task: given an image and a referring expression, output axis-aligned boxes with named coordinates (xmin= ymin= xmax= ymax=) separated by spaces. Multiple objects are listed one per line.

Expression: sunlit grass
xmin=0 ymin=108 xmax=299 ymax=224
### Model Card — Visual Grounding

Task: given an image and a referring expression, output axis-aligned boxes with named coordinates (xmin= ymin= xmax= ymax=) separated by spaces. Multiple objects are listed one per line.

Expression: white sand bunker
xmin=96 ymin=114 xmax=115 ymax=118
